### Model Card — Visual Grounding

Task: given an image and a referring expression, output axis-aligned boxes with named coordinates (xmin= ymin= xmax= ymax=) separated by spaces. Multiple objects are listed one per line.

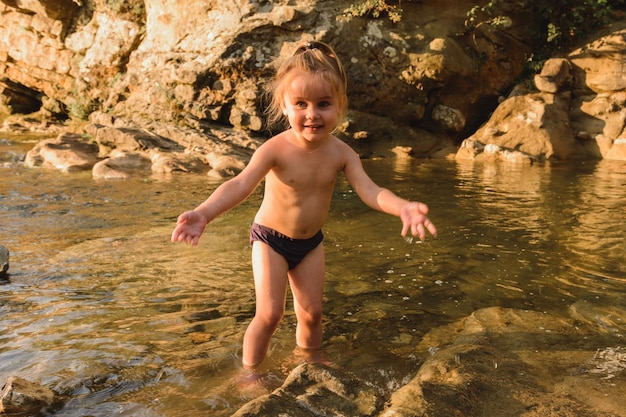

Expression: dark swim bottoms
xmin=250 ymin=223 xmax=323 ymax=270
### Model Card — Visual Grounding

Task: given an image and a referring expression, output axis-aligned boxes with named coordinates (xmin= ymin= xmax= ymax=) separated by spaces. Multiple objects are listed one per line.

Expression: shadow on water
xmin=1 ymin=136 xmax=625 ymax=416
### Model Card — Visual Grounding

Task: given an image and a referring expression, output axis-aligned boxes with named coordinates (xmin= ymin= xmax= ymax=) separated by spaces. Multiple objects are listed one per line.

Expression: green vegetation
xmin=464 ymin=2 xmax=512 ymax=33
xmin=341 ymin=0 xmax=622 ymax=52
xmin=67 ymin=91 xmax=98 ymax=120
xmin=341 ymin=0 xmax=623 ymax=78
xmin=464 ymin=0 xmax=622 ymax=77
xmin=339 ymin=0 xmax=407 ymax=23
xmin=105 ymin=0 xmax=146 ymax=23
xmin=465 ymin=0 xmax=618 ymax=52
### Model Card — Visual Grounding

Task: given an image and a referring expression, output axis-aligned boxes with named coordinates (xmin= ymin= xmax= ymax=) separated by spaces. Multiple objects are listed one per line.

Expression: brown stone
xmin=534 ymin=58 xmax=572 ymax=93
xmin=232 ymin=363 xmax=382 ymax=417
xmin=569 ymin=27 xmax=626 ymax=93
xmin=24 ymin=132 xmax=99 ymax=171
xmin=0 ymin=245 xmax=8 ymax=276
xmin=457 ymin=92 xmax=584 ymax=161
xmin=0 ymin=376 xmax=55 ymax=415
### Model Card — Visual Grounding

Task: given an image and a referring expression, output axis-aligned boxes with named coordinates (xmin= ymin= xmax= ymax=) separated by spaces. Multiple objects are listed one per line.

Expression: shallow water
xmin=1 ymin=135 xmax=625 ymax=416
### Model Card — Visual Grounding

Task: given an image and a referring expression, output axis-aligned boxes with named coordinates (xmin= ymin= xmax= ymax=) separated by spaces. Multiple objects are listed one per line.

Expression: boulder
xmin=205 ymin=151 xmax=247 ymax=179
xmin=24 ymin=132 xmax=99 ymax=171
xmin=149 ymin=149 xmax=204 ymax=174
xmin=380 ymin=307 xmax=626 ymax=417
xmin=603 ymin=137 xmax=626 ymax=160
xmin=457 ymin=92 xmax=584 ymax=161
xmin=232 ymin=363 xmax=382 ymax=417
xmin=91 ymin=148 xmax=205 ymax=178
xmin=0 ymin=376 xmax=55 ymax=415
xmin=534 ymin=58 xmax=572 ymax=93
xmin=92 ymin=150 xmax=150 ymax=179
xmin=569 ymin=27 xmax=626 ymax=94
xmin=85 ymin=123 xmax=183 ymax=156
xmin=456 ymin=22 xmax=626 ymax=163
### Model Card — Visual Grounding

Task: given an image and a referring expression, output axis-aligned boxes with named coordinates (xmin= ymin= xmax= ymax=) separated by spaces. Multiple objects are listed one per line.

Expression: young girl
xmin=171 ymin=40 xmax=437 ymax=368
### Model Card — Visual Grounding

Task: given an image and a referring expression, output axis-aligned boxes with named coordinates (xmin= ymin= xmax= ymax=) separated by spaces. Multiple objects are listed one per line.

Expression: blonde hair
xmin=265 ymin=41 xmax=348 ymax=129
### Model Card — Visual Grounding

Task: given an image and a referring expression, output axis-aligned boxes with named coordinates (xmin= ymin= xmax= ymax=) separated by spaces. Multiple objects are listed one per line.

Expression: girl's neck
xmin=288 ymin=129 xmax=331 ymax=153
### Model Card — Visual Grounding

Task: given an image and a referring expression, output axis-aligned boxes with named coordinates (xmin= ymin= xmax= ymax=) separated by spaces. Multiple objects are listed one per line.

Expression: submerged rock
xmin=233 ymin=307 xmax=626 ymax=416
xmin=232 ymin=363 xmax=382 ymax=417
xmin=0 ymin=376 xmax=55 ymax=415
xmin=0 ymin=245 xmax=8 ymax=276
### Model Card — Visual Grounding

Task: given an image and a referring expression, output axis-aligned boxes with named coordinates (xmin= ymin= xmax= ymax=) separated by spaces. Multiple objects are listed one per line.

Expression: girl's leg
xmin=288 ymin=243 xmax=325 ymax=350
xmin=243 ymin=241 xmax=289 ymax=368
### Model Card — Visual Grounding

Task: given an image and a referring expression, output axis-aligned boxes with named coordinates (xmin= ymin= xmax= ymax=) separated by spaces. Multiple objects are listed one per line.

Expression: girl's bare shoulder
xmin=262 ymin=130 xmax=295 ymax=149
xmin=329 ymin=135 xmax=359 ymax=157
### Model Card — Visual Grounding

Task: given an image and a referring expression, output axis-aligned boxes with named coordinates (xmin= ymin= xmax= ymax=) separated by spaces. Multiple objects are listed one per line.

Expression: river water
xmin=1 ymin=135 xmax=625 ymax=416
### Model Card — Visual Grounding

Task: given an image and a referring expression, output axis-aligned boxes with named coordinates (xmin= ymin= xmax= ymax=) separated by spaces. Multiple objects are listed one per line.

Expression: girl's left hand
xmin=400 ymin=202 xmax=437 ymax=241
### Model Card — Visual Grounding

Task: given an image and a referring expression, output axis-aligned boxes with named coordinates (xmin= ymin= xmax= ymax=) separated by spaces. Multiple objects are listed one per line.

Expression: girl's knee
xmin=298 ymin=307 xmax=322 ymax=327
xmin=258 ymin=308 xmax=284 ymax=328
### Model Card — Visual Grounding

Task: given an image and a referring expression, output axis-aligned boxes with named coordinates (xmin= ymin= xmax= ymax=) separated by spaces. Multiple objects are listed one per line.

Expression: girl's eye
xmin=296 ymin=101 xmax=307 ymax=108
xmin=318 ymin=101 xmax=330 ymax=108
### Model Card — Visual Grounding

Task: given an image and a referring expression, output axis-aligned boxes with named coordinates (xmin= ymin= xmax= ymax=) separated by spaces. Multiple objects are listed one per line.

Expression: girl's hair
xmin=265 ymin=41 xmax=348 ymax=128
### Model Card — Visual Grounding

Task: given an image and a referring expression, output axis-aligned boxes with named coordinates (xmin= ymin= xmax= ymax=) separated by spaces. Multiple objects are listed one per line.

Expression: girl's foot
xmin=234 ymin=367 xmax=270 ymax=399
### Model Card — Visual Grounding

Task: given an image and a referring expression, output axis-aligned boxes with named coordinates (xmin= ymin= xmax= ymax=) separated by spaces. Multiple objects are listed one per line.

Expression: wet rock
xmin=381 ymin=307 xmax=626 ymax=417
xmin=149 ymin=149 xmax=204 ymax=174
xmin=232 ymin=363 xmax=382 ymax=417
xmin=85 ymin=116 xmax=259 ymax=178
xmin=568 ymin=299 xmax=626 ymax=336
xmin=456 ymin=138 xmax=535 ymax=164
xmin=0 ymin=245 xmax=8 ymax=277
xmin=24 ymin=132 xmax=99 ymax=172
xmin=233 ymin=307 xmax=626 ymax=417
xmin=205 ymin=151 xmax=246 ymax=179
xmin=603 ymin=137 xmax=626 ymax=160
xmin=0 ymin=376 xmax=55 ymax=415
xmin=85 ymin=123 xmax=183 ymax=156
xmin=92 ymin=150 xmax=151 ymax=179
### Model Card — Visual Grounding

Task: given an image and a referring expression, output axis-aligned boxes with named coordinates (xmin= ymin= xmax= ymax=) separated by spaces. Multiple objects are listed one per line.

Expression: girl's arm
xmin=171 ymin=143 xmax=275 ymax=245
xmin=342 ymin=146 xmax=437 ymax=240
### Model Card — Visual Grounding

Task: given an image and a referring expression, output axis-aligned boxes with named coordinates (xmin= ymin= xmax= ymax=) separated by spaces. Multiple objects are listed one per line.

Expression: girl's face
xmin=281 ymin=70 xmax=340 ymax=145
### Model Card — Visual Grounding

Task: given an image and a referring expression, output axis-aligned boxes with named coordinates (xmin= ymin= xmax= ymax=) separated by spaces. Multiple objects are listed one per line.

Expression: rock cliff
xmin=1 ymin=0 xmax=625 ymax=177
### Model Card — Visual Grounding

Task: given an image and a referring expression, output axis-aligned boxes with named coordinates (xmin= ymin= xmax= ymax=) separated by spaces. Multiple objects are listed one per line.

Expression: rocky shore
xmin=1 ymin=1 xmax=625 ymax=180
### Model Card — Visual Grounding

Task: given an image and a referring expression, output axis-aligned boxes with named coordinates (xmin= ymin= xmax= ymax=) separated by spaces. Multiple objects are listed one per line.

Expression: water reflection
xmin=1 ymin=136 xmax=625 ymax=416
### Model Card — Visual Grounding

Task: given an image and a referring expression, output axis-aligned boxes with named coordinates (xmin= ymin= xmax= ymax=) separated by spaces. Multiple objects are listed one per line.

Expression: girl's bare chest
xmin=272 ymin=157 xmax=341 ymax=189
